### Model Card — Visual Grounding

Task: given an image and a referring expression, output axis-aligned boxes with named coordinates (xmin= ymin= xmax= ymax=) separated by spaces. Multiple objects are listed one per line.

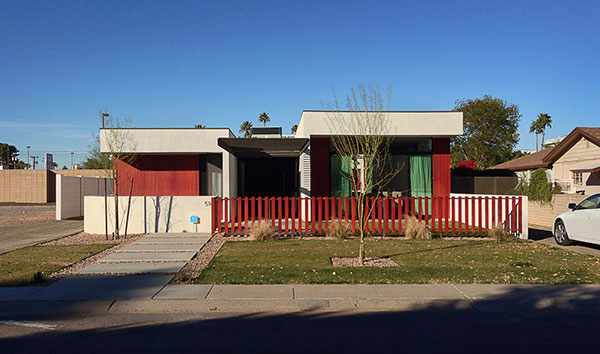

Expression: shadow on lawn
xmin=384 ymin=240 xmax=485 ymax=258
xmin=3 ymin=284 xmax=600 ymax=353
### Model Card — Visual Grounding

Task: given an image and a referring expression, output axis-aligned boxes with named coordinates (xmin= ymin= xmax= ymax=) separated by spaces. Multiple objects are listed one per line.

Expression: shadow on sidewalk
xmin=2 ymin=285 xmax=600 ymax=353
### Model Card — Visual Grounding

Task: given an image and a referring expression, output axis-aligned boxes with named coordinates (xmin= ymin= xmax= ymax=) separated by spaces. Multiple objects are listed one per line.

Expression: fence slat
xmin=237 ymin=197 xmax=242 ymax=235
xmin=370 ymin=197 xmax=376 ymax=234
xmin=511 ymin=197 xmax=517 ymax=233
xmin=391 ymin=197 xmax=396 ymax=234
xmin=477 ymin=197 xmax=482 ymax=234
xmin=491 ymin=197 xmax=496 ymax=229
xmin=504 ymin=197 xmax=509 ymax=231
xmin=470 ymin=197 xmax=476 ymax=234
xmin=457 ymin=197 xmax=463 ymax=233
xmin=251 ymin=197 xmax=256 ymax=227
xmin=244 ymin=197 xmax=249 ymax=234
xmin=284 ymin=197 xmax=289 ymax=234
xmin=311 ymin=197 xmax=316 ymax=234
xmin=351 ymin=197 xmax=356 ymax=234
xmin=291 ymin=197 xmax=296 ymax=234
xmin=517 ymin=196 xmax=523 ymax=234
xmin=451 ymin=197 xmax=456 ymax=234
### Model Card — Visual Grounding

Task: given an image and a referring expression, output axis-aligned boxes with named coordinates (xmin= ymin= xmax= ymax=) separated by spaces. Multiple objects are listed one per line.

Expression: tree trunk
xmin=536 ymin=133 xmax=539 ymax=152
xmin=113 ymin=159 xmax=119 ymax=240
xmin=541 ymin=129 xmax=546 ymax=148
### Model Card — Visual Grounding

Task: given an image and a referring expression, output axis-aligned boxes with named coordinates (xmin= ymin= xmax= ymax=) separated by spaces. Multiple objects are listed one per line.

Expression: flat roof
xmin=218 ymin=138 xmax=309 ymax=158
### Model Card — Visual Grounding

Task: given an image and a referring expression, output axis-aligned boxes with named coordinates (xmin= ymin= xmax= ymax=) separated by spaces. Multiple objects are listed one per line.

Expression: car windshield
xmin=577 ymin=194 xmax=600 ymax=210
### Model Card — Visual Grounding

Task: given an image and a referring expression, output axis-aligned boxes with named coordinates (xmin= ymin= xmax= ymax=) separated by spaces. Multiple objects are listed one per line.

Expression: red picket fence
xmin=211 ymin=195 xmax=524 ymax=237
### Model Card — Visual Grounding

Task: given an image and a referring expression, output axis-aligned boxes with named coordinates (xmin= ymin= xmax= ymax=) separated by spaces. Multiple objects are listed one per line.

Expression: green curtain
xmin=410 ymin=155 xmax=432 ymax=214
xmin=330 ymin=155 xmax=352 ymax=197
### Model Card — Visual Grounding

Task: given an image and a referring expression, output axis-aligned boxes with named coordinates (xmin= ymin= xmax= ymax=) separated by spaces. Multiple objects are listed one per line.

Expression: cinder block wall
xmin=52 ymin=169 xmax=110 ymax=178
xmin=0 ymin=170 xmax=54 ymax=203
xmin=528 ymin=194 xmax=586 ymax=230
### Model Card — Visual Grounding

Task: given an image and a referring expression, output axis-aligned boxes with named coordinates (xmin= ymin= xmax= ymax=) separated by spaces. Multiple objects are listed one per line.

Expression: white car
xmin=553 ymin=193 xmax=600 ymax=246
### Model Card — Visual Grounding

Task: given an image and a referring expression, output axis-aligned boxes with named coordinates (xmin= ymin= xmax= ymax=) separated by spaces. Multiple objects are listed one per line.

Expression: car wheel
xmin=554 ymin=220 xmax=571 ymax=246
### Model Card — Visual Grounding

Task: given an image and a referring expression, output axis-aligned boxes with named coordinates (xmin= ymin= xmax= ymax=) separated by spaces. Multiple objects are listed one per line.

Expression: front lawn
xmin=0 ymin=244 xmax=114 ymax=286
xmin=195 ymin=239 xmax=600 ymax=284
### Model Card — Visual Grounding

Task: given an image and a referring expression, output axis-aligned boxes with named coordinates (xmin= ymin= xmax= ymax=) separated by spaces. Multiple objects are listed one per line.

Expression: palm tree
xmin=529 ymin=119 xmax=543 ymax=152
xmin=537 ymin=113 xmax=552 ymax=148
xmin=291 ymin=124 xmax=298 ymax=134
xmin=258 ymin=112 xmax=270 ymax=126
xmin=239 ymin=120 xmax=253 ymax=138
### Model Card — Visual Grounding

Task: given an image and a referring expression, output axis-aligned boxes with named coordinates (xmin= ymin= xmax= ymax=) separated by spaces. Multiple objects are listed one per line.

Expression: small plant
xmin=405 ymin=217 xmax=432 ymax=239
xmin=488 ymin=224 xmax=515 ymax=242
xmin=521 ymin=168 xmax=561 ymax=204
xmin=249 ymin=220 xmax=275 ymax=241
xmin=327 ymin=219 xmax=349 ymax=240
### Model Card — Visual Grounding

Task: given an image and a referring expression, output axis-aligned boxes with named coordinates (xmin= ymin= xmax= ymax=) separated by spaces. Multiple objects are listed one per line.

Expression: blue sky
xmin=1 ymin=0 xmax=598 ymax=168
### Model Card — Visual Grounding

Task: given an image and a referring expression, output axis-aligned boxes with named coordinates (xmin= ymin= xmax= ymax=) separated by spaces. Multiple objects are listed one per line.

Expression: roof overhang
xmin=571 ymin=164 xmax=600 ymax=173
xmin=543 ymin=127 xmax=600 ymax=163
xmin=217 ymin=138 xmax=309 ymax=158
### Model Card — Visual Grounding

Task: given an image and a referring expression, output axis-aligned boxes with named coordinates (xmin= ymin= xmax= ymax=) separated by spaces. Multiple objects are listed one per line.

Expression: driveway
xmin=0 ymin=219 xmax=83 ymax=254
xmin=529 ymin=228 xmax=600 ymax=257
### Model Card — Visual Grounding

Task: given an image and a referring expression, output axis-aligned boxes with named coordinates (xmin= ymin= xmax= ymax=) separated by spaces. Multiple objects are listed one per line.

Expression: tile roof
xmin=490 ymin=147 xmax=554 ymax=171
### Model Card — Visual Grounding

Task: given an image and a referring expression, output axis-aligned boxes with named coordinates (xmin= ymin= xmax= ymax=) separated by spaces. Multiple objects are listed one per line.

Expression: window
xmin=577 ymin=195 xmax=600 ymax=210
xmin=573 ymin=172 xmax=583 ymax=185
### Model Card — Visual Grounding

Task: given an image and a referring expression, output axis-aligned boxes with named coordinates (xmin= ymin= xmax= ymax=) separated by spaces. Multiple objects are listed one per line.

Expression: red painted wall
xmin=432 ymin=138 xmax=451 ymax=197
xmin=310 ymin=137 xmax=330 ymax=196
xmin=116 ymin=155 xmax=200 ymax=196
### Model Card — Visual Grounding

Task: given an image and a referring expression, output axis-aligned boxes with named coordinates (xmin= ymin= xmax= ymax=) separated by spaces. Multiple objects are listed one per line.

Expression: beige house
xmin=492 ymin=127 xmax=600 ymax=195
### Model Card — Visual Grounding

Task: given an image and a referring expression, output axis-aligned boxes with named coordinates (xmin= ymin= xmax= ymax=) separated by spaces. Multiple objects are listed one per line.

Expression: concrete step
xmin=145 ymin=233 xmax=211 ymax=238
xmin=132 ymin=237 xmax=209 ymax=244
xmin=98 ymin=251 xmax=197 ymax=262
xmin=118 ymin=244 xmax=204 ymax=252
xmin=77 ymin=262 xmax=187 ymax=275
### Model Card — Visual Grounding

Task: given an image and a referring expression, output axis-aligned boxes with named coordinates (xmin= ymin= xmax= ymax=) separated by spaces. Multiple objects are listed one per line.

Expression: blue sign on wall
xmin=190 ymin=215 xmax=199 ymax=224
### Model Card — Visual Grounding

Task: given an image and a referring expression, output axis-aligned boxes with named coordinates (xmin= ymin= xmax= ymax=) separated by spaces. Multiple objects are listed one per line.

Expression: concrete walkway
xmin=3 ymin=283 xmax=600 ymax=313
xmin=76 ymin=232 xmax=209 ymax=275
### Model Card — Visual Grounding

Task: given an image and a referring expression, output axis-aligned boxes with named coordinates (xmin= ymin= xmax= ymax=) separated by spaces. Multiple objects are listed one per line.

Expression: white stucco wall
xmin=99 ymin=128 xmax=235 ymax=153
xmin=84 ymin=195 xmax=215 ymax=234
xmin=56 ymin=175 xmax=113 ymax=220
xmin=99 ymin=128 xmax=237 ymax=198
xmin=296 ymin=111 xmax=463 ymax=138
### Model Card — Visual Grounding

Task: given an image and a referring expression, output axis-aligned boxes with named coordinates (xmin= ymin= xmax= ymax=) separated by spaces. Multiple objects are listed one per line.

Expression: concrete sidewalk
xmin=0 ymin=219 xmax=83 ymax=254
xmin=2 ymin=282 xmax=600 ymax=313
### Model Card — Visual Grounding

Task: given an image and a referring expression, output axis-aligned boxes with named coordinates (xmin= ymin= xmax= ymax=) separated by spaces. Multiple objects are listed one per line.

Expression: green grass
xmin=0 ymin=244 xmax=114 ymax=286
xmin=196 ymin=239 xmax=600 ymax=284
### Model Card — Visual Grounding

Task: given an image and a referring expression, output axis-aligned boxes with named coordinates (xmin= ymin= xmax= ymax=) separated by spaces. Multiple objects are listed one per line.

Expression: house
xmin=491 ymin=127 xmax=600 ymax=195
xmin=99 ymin=110 xmax=463 ymax=200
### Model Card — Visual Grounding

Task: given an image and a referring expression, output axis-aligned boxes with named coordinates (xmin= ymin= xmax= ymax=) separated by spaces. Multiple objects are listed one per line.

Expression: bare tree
xmin=324 ymin=83 xmax=400 ymax=265
xmin=100 ymin=115 xmax=136 ymax=239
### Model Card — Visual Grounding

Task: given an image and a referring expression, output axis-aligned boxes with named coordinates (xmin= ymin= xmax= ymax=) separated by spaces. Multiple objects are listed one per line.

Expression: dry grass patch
xmin=249 ymin=221 xmax=275 ymax=241
xmin=327 ymin=219 xmax=350 ymax=240
xmin=405 ymin=217 xmax=432 ymax=239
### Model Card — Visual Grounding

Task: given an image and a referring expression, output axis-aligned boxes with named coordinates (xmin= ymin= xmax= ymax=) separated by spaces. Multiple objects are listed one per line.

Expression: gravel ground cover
xmin=173 ymin=234 xmax=225 ymax=282
xmin=0 ymin=203 xmax=55 ymax=225
xmin=331 ymin=257 xmax=398 ymax=267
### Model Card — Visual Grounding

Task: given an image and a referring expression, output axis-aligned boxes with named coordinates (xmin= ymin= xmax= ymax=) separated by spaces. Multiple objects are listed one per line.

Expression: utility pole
xmin=26 ymin=146 xmax=30 ymax=169
xmin=31 ymin=156 xmax=38 ymax=170
xmin=101 ymin=112 xmax=109 ymax=128
xmin=71 ymin=152 xmax=74 ymax=168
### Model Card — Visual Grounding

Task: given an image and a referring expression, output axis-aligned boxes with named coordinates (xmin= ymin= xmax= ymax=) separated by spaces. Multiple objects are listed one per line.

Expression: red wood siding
xmin=117 ymin=155 xmax=199 ymax=196
xmin=310 ymin=137 xmax=330 ymax=196
xmin=432 ymin=138 xmax=451 ymax=197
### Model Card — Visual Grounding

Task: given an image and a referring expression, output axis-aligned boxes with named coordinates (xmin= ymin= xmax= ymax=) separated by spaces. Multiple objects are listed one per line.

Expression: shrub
xmin=327 ymin=219 xmax=349 ymax=240
xmin=405 ymin=217 xmax=432 ymax=239
xmin=488 ymin=224 xmax=515 ymax=241
xmin=522 ymin=168 xmax=561 ymax=204
xmin=249 ymin=221 xmax=274 ymax=241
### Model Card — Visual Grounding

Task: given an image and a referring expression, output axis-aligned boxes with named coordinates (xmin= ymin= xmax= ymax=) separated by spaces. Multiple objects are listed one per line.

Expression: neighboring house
xmin=99 ymin=111 xmax=463 ymax=199
xmin=491 ymin=127 xmax=600 ymax=195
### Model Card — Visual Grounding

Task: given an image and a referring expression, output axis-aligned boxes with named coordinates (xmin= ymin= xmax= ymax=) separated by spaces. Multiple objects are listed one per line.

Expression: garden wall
xmin=56 ymin=175 xmax=113 ymax=220
xmin=528 ymin=194 xmax=586 ymax=230
xmin=0 ymin=170 xmax=55 ymax=203
xmin=84 ymin=195 xmax=214 ymax=235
